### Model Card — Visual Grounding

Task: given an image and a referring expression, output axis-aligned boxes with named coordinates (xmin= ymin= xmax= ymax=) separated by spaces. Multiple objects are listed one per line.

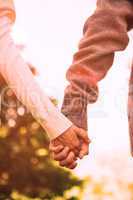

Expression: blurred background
xmin=0 ymin=0 xmax=133 ymax=199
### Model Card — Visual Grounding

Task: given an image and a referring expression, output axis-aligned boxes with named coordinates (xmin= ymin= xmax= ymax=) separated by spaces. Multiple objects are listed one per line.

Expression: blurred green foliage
xmin=0 ymin=71 xmax=84 ymax=200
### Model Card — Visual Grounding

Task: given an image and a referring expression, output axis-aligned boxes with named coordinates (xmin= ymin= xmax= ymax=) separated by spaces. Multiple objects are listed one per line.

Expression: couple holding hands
xmin=0 ymin=0 xmax=133 ymax=170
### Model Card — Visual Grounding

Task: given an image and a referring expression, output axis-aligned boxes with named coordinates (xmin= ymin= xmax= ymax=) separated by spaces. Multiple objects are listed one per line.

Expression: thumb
xmin=76 ymin=128 xmax=91 ymax=144
xmin=79 ymin=142 xmax=89 ymax=159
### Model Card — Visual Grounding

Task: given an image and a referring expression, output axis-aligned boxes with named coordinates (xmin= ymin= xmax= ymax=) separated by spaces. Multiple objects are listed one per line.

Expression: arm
xmin=62 ymin=0 xmax=133 ymax=130
xmin=0 ymin=16 xmax=72 ymax=140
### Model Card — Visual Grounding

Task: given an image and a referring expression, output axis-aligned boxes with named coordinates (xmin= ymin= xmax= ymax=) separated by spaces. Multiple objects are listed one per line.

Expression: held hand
xmin=51 ymin=125 xmax=89 ymax=155
xmin=49 ymin=145 xmax=77 ymax=169
xmin=49 ymin=126 xmax=91 ymax=169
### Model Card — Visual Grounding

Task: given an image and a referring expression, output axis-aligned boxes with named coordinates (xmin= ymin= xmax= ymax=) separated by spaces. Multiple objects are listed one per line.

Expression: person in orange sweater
xmin=51 ymin=0 xmax=133 ymax=168
xmin=0 ymin=0 xmax=90 ymax=169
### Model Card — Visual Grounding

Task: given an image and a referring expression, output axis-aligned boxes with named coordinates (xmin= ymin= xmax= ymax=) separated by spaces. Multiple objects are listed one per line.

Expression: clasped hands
xmin=49 ymin=125 xmax=91 ymax=169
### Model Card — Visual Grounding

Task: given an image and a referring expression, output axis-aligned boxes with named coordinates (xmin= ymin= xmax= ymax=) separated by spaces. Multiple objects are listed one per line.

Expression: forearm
xmin=62 ymin=0 xmax=133 ymax=130
xmin=0 ymin=17 xmax=72 ymax=140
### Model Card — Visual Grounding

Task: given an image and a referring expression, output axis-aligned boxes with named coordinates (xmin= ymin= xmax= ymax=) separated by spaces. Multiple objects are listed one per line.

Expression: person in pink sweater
xmin=0 ymin=0 xmax=90 ymax=169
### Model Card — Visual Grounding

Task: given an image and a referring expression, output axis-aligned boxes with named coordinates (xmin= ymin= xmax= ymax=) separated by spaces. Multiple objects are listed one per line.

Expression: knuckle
xmin=70 ymin=152 xmax=75 ymax=159
xmin=67 ymin=158 xmax=73 ymax=165
xmin=63 ymin=151 xmax=68 ymax=158
xmin=69 ymin=163 xmax=77 ymax=169
xmin=59 ymin=152 xmax=67 ymax=160
xmin=60 ymin=160 xmax=68 ymax=167
xmin=60 ymin=158 xmax=74 ymax=166
xmin=54 ymin=153 xmax=64 ymax=161
xmin=66 ymin=157 xmax=72 ymax=165
xmin=67 ymin=155 xmax=76 ymax=165
xmin=69 ymin=166 xmax=75 ymax=170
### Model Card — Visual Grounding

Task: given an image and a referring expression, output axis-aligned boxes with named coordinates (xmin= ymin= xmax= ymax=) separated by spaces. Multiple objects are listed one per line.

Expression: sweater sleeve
xmin=61 ymin=0 xmax=133 ymax=130
xmin=0 ymin=16 xmax=72 ymax=140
